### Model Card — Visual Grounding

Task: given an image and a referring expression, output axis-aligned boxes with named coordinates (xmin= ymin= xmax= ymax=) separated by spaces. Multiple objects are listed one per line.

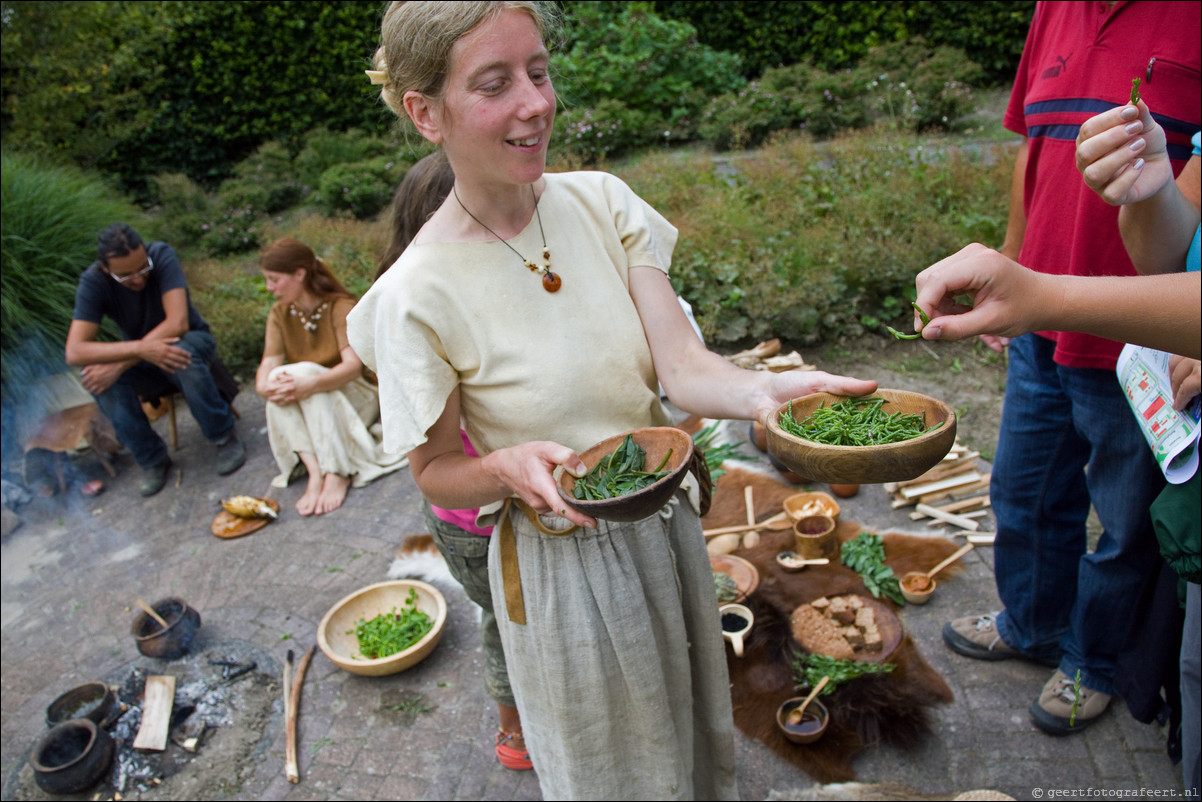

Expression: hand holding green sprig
xmin=886 ymin=302 xmax=932 ymax=340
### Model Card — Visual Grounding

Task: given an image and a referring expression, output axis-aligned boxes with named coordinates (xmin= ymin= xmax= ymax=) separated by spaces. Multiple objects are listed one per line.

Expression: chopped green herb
xmin=1130 ymin=77 xmax=1141 ymax=105
xmin=349 ymin=588 xmax=433 ymax=660
xmin=779 ymin=397 xmax=941 ymax=447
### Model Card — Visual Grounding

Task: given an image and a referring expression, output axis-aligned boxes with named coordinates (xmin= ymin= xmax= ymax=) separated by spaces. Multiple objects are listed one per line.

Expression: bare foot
xmin=296 ymin=453 xmax=323 ymax=516
xmin=315 ymin=473 xmax=350 ymax=515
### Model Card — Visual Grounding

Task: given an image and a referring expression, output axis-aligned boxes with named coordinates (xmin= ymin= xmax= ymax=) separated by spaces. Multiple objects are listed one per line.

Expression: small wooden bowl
xmin=557 ymin=427 xmax=693 ymax=522
xmin=766 ymin=390 xmax=957 ymax=484
xmin=783 ymin=491 xmax=840 ymax=522
xmin=900 ymin=572 xmax=937 ymax=604
xmin=776 ymin=696 xmax=830 ymax=744
xmin=711 ymin=553 xmax=760 ymax=604
xmin=318 ymin=580 xmax=447 ymax=677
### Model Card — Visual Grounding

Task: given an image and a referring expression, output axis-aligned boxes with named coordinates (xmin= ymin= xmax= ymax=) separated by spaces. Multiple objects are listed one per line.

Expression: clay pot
xmin=29 ymin=719 xmax=115 ymax=795
xmin=45 ymin=682 xmax=118 ymax=728
xmin=828 ymin=484 xmax=861 ymax=498
xmin=900 ymin=572 xmax=937 ymax=604
xmin=131 ymin=597 xmax=201 ymax=660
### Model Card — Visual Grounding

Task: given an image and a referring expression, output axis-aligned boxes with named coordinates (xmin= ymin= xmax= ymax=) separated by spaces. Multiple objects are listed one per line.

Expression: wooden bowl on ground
xmin=556 ymin=427 xmax=693 ymax=523
xmin=766 ymin=390 xmax=956 ymax=484
xmin=318 ymin=580 xmax=447 ymax=677
xmin=711 ymin=553 xmax=760 ymax=604
xmin=783 ymin=491 xmax=840 ymax=522
xmin=900 ymin=572 xmax=937 ymax=604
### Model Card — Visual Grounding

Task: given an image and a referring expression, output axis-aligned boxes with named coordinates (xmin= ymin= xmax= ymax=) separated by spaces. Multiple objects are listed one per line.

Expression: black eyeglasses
xmin=109 ymin=256 xmax=154 ymax=284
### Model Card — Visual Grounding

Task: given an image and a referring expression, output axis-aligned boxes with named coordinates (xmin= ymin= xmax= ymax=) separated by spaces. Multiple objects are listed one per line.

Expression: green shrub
xmin=224 ymin=141 xmax=307 ymax=213
xmin=294 ymin=128 xmax=398 ymax=190
xmin=148 ymin=173 xmax=214 ymax=249
xmin=198 ymin=207 xmax=263 ymax=258
xmin=0 ymin=152 xmax=146 ymax=392
xmin=620 ymin=129 xmax=1014 ymax=347
xmin=314 ymin=157 xmax=408 ymax=220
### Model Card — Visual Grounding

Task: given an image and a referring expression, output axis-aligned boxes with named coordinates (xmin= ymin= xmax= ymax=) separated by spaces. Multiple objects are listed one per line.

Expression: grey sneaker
xmin=942 ymin=612 xmax=1020 ymax=661
xmin=215 ymin=432 xmax=246 ymax=476
xmin=1030 ymin=669 xmax=1111 ymax=735
xmin=139 ymin=458 xmax=172 ymax=497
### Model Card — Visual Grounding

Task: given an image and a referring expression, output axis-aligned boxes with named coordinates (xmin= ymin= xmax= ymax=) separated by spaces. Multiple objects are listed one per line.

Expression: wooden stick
xmin=282 ymin=650 xmax=294 ymax=780
xmin=967 ymin=532 xmax=996 ymax=545
xmin=925 ymin=509 xmax=988 ymax=526
xmin=703 ymin=511 xmax=788 ymax=537
xmin=286 ymin=645 xmax=316 ymax=783
xmin=136 ymin=597 xmax=170 ymax=631
xmin=915 ymin=503 xmax=980 ymax=531
xmin=900 ymin=471 xmax=983 ymax=499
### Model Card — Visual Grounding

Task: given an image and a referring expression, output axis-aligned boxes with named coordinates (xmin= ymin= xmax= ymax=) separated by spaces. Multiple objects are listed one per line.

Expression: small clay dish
xmin=557 ymin=427 xmax=693 ymax=522
xmin=766 ymin=390 xmax=957 ymax=484
xmin=776 ymin=695 xmax=830 ymax=744
xmin=45 ymin=682 xmax=119 ymax=728
xmin=776 ymin=550 xmax=807 ymax=573
xmin=900 ymin=572 xmax=937 ymax=605
xmin=131 ymin=597 xmax=201 ymax=660
xmin=783 ymin=491 xmax=840 ymax=522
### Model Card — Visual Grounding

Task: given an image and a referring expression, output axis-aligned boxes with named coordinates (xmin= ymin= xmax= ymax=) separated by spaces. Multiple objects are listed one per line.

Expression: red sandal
xmin=495 ymin=729 xmax=533 ymax=770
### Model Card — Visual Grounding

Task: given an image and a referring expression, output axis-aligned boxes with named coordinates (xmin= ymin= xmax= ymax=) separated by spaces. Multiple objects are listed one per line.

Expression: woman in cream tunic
xmin=348 ymin=2 xmax=877 ymax=798
xmin=256 ymin=237 xmax=404 ymax=516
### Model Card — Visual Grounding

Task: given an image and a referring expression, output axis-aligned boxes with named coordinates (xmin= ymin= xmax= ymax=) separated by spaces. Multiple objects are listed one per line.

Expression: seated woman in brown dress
xmin=256 ymin=238 xmax=405 ymax=515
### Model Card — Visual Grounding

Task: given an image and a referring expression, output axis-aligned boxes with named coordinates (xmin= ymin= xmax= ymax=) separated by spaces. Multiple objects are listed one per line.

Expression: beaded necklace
xmin=453 ymin=185 xmax=560 ymax=293
xmin=289 ymin=300 xmax=329 ymax=333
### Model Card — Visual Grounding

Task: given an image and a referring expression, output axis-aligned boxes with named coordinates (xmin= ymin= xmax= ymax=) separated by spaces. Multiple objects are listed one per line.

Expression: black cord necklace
xmin=453 ymin=184 xmax=560 ymax=293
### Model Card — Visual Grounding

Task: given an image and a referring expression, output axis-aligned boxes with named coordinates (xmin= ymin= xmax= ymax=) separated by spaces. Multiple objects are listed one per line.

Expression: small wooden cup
xmin=793 ymin=514 xmax=837 ymax=560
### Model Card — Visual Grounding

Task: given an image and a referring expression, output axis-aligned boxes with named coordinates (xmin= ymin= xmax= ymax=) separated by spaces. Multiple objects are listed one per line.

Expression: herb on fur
xmin=791 ymin=651 xmax=897 ymax=694
xmin=840 ymin=531 xmax=907 ymax=605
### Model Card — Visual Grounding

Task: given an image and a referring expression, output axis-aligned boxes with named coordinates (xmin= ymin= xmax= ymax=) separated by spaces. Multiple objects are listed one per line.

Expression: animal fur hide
xmin=704 ymin=467 xmax=961 ymax=783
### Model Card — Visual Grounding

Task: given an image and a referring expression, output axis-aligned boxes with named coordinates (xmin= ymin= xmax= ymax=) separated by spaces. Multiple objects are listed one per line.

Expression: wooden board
xmin=133 ymin=675 xmax=176 ymax=751
xmin=211 ymin=498 xmax=280 ymax=539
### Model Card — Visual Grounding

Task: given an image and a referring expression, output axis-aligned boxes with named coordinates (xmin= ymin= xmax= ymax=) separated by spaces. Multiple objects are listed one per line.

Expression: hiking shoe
xmin=1030 ymin=669 xmax=1111 ymax=735
xmin=215 ymin=431 xmax=246 ymax=476
xmin=139 ymin=458 xmax=172 ymax=497
xmin=495 ymin=730 xmax=533 ymax=771
xmin=942 ymin=612 xmax=1020 ymax=661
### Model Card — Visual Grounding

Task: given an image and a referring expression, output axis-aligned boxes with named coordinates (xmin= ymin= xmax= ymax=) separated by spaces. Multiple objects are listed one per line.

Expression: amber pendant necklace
xmin=453 ymin=184 xmax=560 ymax=293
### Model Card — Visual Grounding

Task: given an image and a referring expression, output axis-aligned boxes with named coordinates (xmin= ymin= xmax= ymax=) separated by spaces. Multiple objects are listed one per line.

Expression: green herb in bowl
xmin=349 ymin=588 xmax=433 ymax=660
xmin=572 ymin=434 xmax=672 ymax=500
xmin=779 ymin=396 xmax=941 ymax=447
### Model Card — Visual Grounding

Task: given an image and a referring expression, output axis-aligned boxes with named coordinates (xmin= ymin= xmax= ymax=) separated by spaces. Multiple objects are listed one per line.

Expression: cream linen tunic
xmin=347 ymin=171 xmax=738 ymax=801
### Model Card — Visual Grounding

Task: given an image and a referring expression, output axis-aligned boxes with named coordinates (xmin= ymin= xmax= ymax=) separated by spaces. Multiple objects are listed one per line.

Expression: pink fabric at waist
xmin=430 ymin=430 xmax=493 ymax=536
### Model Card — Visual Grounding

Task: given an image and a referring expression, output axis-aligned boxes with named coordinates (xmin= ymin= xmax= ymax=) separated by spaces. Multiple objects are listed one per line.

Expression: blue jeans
xmin=92 ymin=331 xmax=236 ymax=469
xmin=992 ymin=334 xmax=1163 ymax=696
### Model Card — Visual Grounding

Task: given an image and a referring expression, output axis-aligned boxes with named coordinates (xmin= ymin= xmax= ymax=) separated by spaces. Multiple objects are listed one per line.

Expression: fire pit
xmin=7 ymin=640 xmax=281 ymax=801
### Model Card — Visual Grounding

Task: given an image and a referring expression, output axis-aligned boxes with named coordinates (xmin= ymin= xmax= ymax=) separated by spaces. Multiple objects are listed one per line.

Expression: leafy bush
xmin=147 ymin=172 xmax=214 ymax=250
xmin=293 ymin=128 xmax=398 ymax=190
xmin=554 ymin=1 xmax=744 ymax=162
xmin=0 ymin=152 xmax=146 ymax=392
xmin=223 ymin=141 xmax=307 ymax=213
xmin=621 ymin=129 xmax=1014 ymax=347
xmin=314 ymin=157 xmax=409 ymax=220
xmin=199 ymin=207 xmax=264 ymax=257
xmin=699 ymin=40 xmax=981 ymax=151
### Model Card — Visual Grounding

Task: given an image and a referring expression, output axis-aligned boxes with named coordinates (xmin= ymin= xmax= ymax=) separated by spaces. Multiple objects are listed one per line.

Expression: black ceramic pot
xmin=131 ymin=597 xmax=201 ymax=660
xmin=45 ymin=681 xmax=119 ymax=728
xmin=30 ymin=718 xmax=115 ymax=794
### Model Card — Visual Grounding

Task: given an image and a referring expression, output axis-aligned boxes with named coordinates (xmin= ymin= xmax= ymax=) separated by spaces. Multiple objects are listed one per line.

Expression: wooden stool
xmin=22 ymin=403 xmax=119 ymax=494
xmin=143 ymin=392 xmax=239 ymax=450
xmin=138 ymin=354 xmax=241 ymax=450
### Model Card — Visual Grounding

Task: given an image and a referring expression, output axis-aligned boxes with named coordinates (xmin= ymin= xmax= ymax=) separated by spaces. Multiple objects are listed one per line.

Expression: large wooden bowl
xmin=557 ymin=427 xmax=694 ymax=522
xmin=318 ymin=580 xmax=447 ymax=677
xmin=766 ymin=390 xmax=956 ymax=484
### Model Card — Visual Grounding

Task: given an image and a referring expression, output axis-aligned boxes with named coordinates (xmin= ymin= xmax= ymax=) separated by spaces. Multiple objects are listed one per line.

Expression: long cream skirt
xmin=265 ymin=362 xmax=406 ymax=488
xmin=488 ymin=493 xmax=739 ymax=801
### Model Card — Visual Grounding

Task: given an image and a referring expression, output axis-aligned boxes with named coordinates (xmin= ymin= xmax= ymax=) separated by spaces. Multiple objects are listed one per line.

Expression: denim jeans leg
xmin=93 ymin=377 xmax=169 ymax=469
xmin=992 ymin=335 xmax=1092 ymax=663
xmin=170 ymin=331 xmax=236 ymax=443
xmin=1056 ymin=363 xmax=1163 ymax=696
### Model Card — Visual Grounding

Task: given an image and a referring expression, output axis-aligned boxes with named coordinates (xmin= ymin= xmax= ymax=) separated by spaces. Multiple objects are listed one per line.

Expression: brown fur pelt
xmin=704 ymin=467 xmax=962 ymax=782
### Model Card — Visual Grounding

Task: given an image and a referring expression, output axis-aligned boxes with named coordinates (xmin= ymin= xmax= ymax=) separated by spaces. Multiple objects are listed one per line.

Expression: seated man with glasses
xmin=65 ymin=223 xmax=245 ymax=495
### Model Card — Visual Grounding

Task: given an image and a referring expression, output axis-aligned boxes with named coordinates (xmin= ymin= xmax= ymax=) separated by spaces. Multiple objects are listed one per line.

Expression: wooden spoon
xmin=786 ymin=675 xmax=830 ymax=726
xmin=923 ymin=542 xmax=974 ymax=582
xmin=136 ymin=597 xmax=170 ymax=631
xmin=704 ymin=512 xmax=792 ymax=538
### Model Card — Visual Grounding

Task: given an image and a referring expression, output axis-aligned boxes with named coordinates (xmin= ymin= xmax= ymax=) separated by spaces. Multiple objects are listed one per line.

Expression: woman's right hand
xmin=1076 ymin=100 xmax=1172 ymax=206
xmin=482 ymin=442 xmax=595 ymax=528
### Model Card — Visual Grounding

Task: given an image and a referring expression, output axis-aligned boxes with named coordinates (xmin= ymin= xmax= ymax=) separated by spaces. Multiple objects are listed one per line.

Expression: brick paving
xmin=1 ymin=390 xmax=1188 ymax=800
